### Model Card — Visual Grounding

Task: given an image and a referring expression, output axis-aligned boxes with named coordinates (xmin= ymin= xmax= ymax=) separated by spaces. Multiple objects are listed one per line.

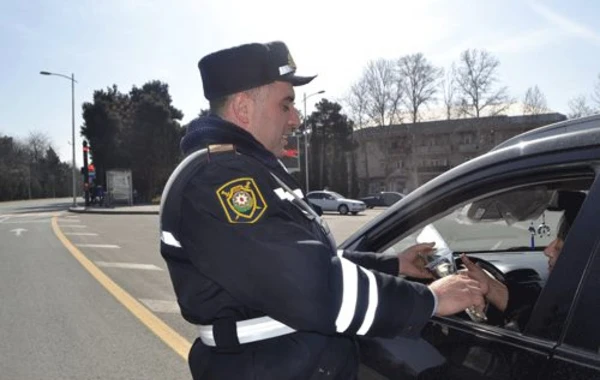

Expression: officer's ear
xmin=230 ymin=92 xmax=253 ymax=126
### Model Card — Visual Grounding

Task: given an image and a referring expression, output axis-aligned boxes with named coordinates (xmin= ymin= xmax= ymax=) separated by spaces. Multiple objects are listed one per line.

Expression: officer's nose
xmin=290 ymin=107 xmax=301 ymax=129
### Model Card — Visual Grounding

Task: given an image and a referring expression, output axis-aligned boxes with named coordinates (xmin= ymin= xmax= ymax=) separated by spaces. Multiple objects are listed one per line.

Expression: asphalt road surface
xmin=0 ymin=198 xmax=384 ymax=379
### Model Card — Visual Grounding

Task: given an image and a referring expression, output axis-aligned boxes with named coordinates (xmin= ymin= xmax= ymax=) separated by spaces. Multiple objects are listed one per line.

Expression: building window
xmin=462 ymin=133 xmax=474 ymax=144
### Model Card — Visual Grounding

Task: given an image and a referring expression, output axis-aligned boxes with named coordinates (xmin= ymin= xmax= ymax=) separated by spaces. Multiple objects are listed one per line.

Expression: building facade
xmin=352 ymin=113 xmax=566 ymax=196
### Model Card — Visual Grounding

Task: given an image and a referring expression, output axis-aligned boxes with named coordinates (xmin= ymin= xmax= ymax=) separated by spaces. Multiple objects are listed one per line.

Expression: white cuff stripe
xmin=357 ymin=268 xmax=378 ymax=335
xmin=161 ymin=231 xmax=181 ymax=248
xmin=336 ymin=249 xmax=344 ymax=257
xmin=335 ymin=257 xmax=358 ymax=333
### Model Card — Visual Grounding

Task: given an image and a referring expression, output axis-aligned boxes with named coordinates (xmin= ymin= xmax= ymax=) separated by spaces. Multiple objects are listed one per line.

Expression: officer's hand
xmin=428 ymin=274 xmax=485 ymax=317
xmin=398 ymin=242 xmax=435 ymax=279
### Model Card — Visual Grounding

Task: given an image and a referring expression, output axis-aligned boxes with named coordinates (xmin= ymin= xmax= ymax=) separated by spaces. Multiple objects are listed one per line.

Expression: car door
xmin=307 ymin=192 xmax=325 ymax=209
xmin=537 ymin=179 xmax=600 ymax=379
xmin=343 ymin=152 xmax=600 ymax=379
xmin=321 ymin=193 xmax=338 ymax=211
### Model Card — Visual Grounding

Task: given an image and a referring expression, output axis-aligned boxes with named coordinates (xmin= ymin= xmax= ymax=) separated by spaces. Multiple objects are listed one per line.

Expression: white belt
xmin=198 ymin=316 xmax=296 ymax=346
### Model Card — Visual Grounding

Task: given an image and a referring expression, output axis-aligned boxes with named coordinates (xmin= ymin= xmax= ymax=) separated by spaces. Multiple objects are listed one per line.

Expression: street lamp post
xmin=40 ymin=71 xmax=77 ymax=207
xmin=303 ymin=90 xmax=325 ymax=192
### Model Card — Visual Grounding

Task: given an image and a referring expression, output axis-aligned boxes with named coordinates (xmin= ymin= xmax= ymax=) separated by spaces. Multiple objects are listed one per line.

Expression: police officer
xmin=160 ymin=41 xmax=485 ymax=379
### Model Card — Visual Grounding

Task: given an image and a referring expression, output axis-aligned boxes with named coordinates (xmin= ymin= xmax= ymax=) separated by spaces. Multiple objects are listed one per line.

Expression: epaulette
xmin=207 ymin=144 xmax=237 ymax=161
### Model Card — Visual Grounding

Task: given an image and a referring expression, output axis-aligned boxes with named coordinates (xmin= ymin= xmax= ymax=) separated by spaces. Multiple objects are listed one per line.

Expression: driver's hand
xmin=459 ymin=254 xmax=490 ymax=296
xmin=398 ymin=242 xmax=436 ymax=279
xmin=460 ymin=254 xmax=509 ymax=312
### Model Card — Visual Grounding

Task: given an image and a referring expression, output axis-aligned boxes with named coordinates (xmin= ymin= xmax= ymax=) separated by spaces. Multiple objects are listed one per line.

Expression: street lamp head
xmin=39 ymin=71 xmax=51 ymax=75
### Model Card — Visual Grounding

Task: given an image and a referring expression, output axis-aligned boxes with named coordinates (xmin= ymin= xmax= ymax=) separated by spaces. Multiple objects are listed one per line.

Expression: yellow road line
xmin=51 ymin=216 xmax=192 ymax=359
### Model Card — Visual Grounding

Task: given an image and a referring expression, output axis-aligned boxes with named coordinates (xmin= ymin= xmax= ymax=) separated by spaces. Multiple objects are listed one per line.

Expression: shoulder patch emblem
xmin=216 ymin=177 xmax=268 ymax=224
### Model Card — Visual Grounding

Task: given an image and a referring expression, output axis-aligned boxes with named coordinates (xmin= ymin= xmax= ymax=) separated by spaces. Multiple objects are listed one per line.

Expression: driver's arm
xmin=461 ymin=254 xmax=508 ymax=311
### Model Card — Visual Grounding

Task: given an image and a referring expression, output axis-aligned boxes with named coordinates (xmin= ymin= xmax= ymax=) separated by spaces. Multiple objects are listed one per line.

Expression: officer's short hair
xmin=209 ymin=87 xmax=269 ymax=117
xmin=209 ymin=96 xmax=230 ymax=116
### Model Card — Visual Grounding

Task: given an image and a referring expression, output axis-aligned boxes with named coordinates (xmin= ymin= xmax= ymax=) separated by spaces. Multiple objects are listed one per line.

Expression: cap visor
xmin=281 ymin=74 xmax=317 ymax=86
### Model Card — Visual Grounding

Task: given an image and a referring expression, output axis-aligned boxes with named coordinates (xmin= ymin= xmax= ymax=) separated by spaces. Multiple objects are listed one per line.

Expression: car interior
xmin=359 ymin=174 xmax=595 ymax=379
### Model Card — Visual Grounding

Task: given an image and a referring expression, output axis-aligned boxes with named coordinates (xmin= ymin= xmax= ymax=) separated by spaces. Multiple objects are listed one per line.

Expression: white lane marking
xmin=490 ymin=241 xmax=503 ymax=250
xmin=60 ymin=225 xmax=87 ymax=228
xmin=94 ymin=261 xmax=162 ymax=271
xmin=139 ymin=299 xmax=181 ymax=314
xmin=65 ymin=233 xmax=99 ymax=236
xmin=77 ymin=244 xmax=120 ymax=249
xmin=0 ymin=212 xmax=61 ymax=218
xmin=3 ymin=220 xmax=49 ymax=224
xmin=10 ymin=228 xmax=27 ymax=237
xmin=0 ymin=217 xmax=11 ymax=223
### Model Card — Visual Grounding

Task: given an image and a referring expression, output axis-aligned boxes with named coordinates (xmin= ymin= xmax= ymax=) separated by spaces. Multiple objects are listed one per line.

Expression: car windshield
xmin=387 ymin=205 xmax=563 ymax=254
xmin=328 ymin=192 xmax=344 ymax=199
xmin=385 ymin=185 xmax=570 ymax=255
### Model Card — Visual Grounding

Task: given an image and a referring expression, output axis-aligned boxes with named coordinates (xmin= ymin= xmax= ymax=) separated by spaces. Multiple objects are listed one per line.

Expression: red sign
xmin=283 ymin=149 xmax=298 ymax=158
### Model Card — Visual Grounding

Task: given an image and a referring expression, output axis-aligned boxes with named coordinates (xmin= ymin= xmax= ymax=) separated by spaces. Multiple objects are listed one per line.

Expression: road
xmin=0 ymin=198 xmax=384 ymax=379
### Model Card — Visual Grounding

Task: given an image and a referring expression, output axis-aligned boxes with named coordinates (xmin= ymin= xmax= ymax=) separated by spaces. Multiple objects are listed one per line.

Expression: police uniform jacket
xmin=160 ymin=115 xmax=435 ymax=380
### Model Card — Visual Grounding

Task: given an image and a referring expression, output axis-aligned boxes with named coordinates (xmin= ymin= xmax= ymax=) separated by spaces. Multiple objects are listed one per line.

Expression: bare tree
xmin=26 ymin=131 xmax=51 ymax=164
xmin=522 ymin=85 xmax=549 ymax=115
xmin=345 ymin=77 xmax=370 ymax=130
xmin=362 ymin=59 xmax=403 ymax=126
xmin=455 ymin=49 xmax=511 ymax=118
xmin=441 ymin=65 xmax=458 ymax=120
xmin=592 ymin=74 xmax=600 ymax=111
xmin=568 ymin=95 xmax=595 ymax=119
xmin=397 ymin=53 xmax=442 ymax=123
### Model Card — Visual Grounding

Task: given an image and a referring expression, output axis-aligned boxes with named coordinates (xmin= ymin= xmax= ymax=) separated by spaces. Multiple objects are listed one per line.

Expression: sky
xmin=1 ymin=0 xmax=599 ymax=165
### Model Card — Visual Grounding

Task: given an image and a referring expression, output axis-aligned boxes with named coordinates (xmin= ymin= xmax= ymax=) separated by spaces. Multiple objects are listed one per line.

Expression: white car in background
xmin=306 ymin=190 xmax=366 ymax=215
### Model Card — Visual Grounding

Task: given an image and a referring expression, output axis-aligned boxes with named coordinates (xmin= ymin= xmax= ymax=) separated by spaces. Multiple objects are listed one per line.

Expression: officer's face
xmin=249 ymin=81 xmax=300 ymax=157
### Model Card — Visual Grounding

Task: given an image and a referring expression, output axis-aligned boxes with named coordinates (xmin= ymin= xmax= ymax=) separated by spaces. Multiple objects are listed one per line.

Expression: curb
xmin=68 ymin=207 xmax=159 ymax=215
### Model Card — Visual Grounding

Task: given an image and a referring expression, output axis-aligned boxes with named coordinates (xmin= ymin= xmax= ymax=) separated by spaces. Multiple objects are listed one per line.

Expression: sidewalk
xmin=69 ymin=204 xmax=159 ymax=215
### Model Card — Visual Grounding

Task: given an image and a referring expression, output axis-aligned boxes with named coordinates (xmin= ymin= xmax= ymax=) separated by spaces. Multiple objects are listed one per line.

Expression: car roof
xmin=492 ymin=114 xmax=600 ymax=151
xmin=388 ymin=115 xmax=600 ymax=212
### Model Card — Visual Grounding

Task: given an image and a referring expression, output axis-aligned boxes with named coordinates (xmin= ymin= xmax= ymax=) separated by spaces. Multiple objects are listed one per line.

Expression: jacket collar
xmin=181 ymin=114 xmax=281 ymax=169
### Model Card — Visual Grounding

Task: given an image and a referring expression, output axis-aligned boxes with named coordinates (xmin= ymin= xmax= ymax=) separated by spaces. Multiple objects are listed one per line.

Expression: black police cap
xmin=198 ymin=41 xmax=316 ymax=100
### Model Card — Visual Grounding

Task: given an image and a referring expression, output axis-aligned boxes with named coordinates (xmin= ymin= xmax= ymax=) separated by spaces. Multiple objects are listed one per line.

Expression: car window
xmin=307 ymin=193 xmax=321 ymax=199
xmin=329 ymin=192 xmax=344 ymax=199
xmin=384 ymin=200 xmax=560 ymax=256
xmin=382 ymin=180 xmax=592 ymax=335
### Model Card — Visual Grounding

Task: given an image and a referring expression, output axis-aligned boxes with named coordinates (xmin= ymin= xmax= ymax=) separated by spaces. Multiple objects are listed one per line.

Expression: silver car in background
xmin=306 ymin=190 xmax=366 ymax=215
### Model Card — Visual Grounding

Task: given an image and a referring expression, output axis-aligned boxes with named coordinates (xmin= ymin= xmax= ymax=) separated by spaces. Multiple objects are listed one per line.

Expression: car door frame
xmin=537 ymin=170 xmax=600 ymax=377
